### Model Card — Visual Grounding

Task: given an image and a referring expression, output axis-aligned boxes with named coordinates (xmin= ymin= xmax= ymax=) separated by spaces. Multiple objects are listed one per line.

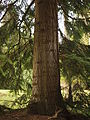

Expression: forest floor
xmin=0 ymin=108 xmax=90 ymax=120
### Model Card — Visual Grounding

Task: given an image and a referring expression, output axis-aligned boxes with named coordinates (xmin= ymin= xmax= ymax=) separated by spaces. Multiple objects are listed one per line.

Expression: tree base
xmin=27 ymin=101 xmax=57 ymax=115
xmin=27 ymin=93 xmax=66 ymax=115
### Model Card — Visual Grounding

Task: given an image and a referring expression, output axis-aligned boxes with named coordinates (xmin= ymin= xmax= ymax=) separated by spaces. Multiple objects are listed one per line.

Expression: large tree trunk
xmin=28 ymin=0 xmax=63 ymax=115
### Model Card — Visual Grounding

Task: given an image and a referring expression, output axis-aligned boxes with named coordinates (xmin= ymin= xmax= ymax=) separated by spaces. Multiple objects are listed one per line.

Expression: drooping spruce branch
xmin=0 ymin=0 xmax=18 ymax=21
xmin=20 ymin=0 xmax=35 ymax=24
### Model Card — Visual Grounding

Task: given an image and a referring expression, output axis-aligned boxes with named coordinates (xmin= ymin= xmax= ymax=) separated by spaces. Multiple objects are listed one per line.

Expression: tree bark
xmin=28 ymin=0 xmax=63 ymax=115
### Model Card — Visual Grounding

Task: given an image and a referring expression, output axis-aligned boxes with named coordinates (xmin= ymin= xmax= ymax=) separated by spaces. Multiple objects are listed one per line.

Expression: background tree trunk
xmin=68 ymin=77 xmax=73 ymax=103
xmin=28 ymin=0 xmax=63 ymax=115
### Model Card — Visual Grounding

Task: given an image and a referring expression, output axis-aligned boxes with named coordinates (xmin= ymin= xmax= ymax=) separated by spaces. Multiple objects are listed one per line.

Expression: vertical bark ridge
xmin=29 ymin=0 xmax=62 ymax=115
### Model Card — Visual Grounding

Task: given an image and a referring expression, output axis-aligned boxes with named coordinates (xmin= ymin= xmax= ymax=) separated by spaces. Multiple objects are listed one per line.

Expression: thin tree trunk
xmin=68 ymin=75 xmax=73 ymax=103
xmin=63 ymin=9 xmax=73 ymax=103
xmin=28 ymin=0 xmax=64 ymax=115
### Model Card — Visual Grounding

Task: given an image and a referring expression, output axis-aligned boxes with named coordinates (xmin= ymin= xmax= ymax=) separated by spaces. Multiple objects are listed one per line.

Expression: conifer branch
xmin=20 ymin=0 xmax=35 ymax=23
xmin=0 ymin=0 xmax=18 ymax=22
